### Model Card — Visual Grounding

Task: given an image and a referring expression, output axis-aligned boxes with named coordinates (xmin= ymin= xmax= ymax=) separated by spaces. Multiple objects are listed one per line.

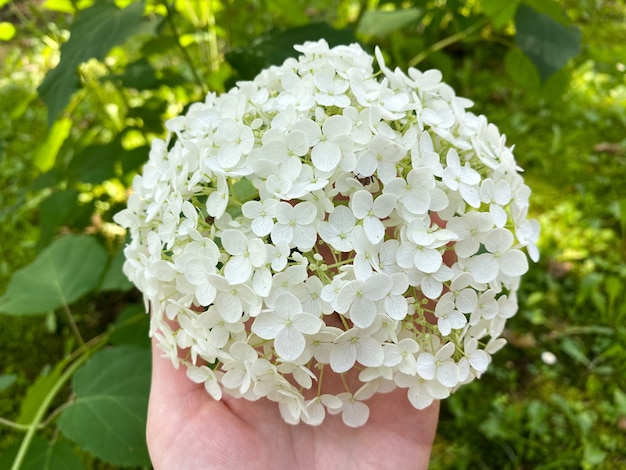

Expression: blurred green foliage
xmin=0 ymin=0 xmax=625 ymax=468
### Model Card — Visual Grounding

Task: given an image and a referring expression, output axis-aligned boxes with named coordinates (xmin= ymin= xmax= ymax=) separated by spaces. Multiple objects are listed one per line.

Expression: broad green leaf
xmin=232 ymin=177 xmax=257 ymax=203
xmin=58 ymin=346 xmax=151 ymax=466
xmin=33 ymin=118 xmax=72 ymax=172
xmin=66 ymin=142 xmax=119 ymax=184
xmin=0 ymin=235 xmax=108 ymax=315
xmin=0 ymin=436 xmax=83 ymax=470
xmin=38 ymin=189 xmax=80 ymax=247
xmin=226 ymin=23 xmax=358 ymax=80
xmin=0 ymin=22 xmax=16 ymax=41
xmin=521 ymin=0 xmax=571 ymax=25
xmin=109 ymin=304 xmax=150 ymax=349
xmin=38 ymin=1 xmax=147 ymax=126
xmin=504 ymin=48 xmax=540 ymax=90
xmin=108 ymin=58 xmax=159 ymax=89
xmin=515 ymin=4 xmax=581 ymax=81
xmin=121 ymin=144 xmax=151 ymax=175
xmin=99 ymin=246 xmax=133 ymax=292
xmin=17 ymin=362 xmax=66 ymax=424
xmin=0 ymin=373 xmax=16 ymax=391
xmin=357 ymin=8 xmax=424 ymax=37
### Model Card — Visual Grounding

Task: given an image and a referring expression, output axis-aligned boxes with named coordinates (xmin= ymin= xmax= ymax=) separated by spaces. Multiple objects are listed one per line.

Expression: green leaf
xmin=232 ymin=177 xmax=257 ymax=203
xmin=521 ymin=0 xmax=571 ymax=25
xmin=0 ymin=235 xmax=108 ymax=315
xmin=58 ymin=346 xmax=151 ymax=466
xmin=99 ymin=246 xmax=133 ymax=292
xmin=357 ymin=8 xmax=424 ymax=37
xmin=0 ymin=436 xmax=83 ymax=470
xmin=515 ymin=4 xmax=581 ymax=81
xmin=226 ymin=23 xmax=358 ymax=80
xmin=0 ymin=373 xmax=17 ymax=391
xmin=33 ymin=118 xmax=72 ymax=172
xmin=109 ymin=58 xmax=159 ymax=89
xmin=38 ymin=1 xmax=147 ymax=126
xmin=504 ymin=47 xmax=540 ymax=90
xmin=66 ymin=142 xmax=119 ymax=184
xmin=109 ymin=304 xmax=150 ymax=349
xmin=38 ymin=189 xmax=80 ymax=247
xmin=17 ymin=362 xmax=66 ymax=424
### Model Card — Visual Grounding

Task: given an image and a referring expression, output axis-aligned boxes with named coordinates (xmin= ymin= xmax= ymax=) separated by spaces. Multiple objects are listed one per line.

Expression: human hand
xmin=147 ymin=341 xmax=439 ymax=470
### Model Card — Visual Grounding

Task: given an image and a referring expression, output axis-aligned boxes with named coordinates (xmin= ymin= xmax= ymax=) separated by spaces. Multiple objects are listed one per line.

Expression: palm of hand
xmin=147 ymin=348 xmax=439 ymax=470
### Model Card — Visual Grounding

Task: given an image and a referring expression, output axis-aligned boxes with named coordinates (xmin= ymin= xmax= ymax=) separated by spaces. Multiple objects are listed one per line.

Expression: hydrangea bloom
xmin=115 ymin=40 xmax=539 ymax=427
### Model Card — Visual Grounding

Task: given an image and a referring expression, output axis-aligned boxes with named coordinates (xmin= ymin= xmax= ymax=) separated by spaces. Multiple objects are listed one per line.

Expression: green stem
xmin=10 ymin=331 xmax=109 ymax=470
xmin=62 ymin=302 xmax=85 ymax=347
xmin=11 ymin=354 xmax=88 ymax=470
xmin=0 ymin=418 xmax=30 ymax=432
xmin=407 ymin=17 xmax=489 ymax=68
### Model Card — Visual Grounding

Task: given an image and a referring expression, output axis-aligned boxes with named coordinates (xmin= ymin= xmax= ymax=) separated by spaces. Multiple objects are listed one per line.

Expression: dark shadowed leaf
xmin=66 ymin=142 xmax=119 ymax=184
xmin=38 ymin=1 xmax=147 ymax=125
xmin=0 ymin=235 xmax=108 ymax=315
xmin=515 ymin=4 xmax=581 ymax=81
xmin=58 ymin=346 xmax=151 ymax=466
xmin=0 ymin=436 xmax=83 ymax=470
xmin=226 ymin=23 xmax=359 ymax=80
xmin=109 ymin=304 xmax=150 ymax=349
xmin=100 ymin=245 xmax=133 ymax=292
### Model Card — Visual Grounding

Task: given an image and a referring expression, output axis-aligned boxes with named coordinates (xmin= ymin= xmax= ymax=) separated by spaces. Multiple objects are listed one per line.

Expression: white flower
xmin=206 ymin=274 xmax=261 ymax=322
xmin=447 ymin=212 xmax=494 ymax=258
xmin=330 ymin=325 xmax=385 ymax=373
xmin=384 ymin=337 xmax=419 ymax=374
xmin=468 ymin=228 xmax=529 ymax=283
xmin=118 ymin=39 xmax=539 ymax=427
xmin=352 ymin=225 xmax=382 ymax=279
xmin=442 ymin=148 xmax=481 ymax=207
xmin=252 ymin=293 xmax=323 ymax=361
xmin=215 ymin=118 xmax=255 ymax=168
xmin=242 ymin=199 xmax=279 ymax=237
xmin=314 ymin=71 xmax=350 ymax=107
xmin=271 ymin=201 xmax=318 ymax=251
xmin=335 ymin=273 xmax=393 ymax=329
xmin=396 ymin=373 xmax=450 ymax=410
xmin=350 ymin=190 xmax=397 ymax=244
xmin=221 ymin=229 xmax=267 ymax=285
xmin=187 ymin=365 xmax=222 ymax=400
xmin=434 ymin=299 xmax=467 ymax=336
xmin=293 ymin=275 xmax=333 ymax=316
xmin=384 ymin=168 xmax=447 ymax=216
xmin=396 ymin=216 xmax=457 ymax=273
xmin=329 ymin=391 xmax=370 ymax=428
xmin=355 ymin=134 xmax=405 ymax=183
xmin=302 ymin=115 xmax=354 ymax=173
xmin=318 ymin=205 xmax=355 ymax=251
xmin=416 ymin=342 xmax=460 ymax=388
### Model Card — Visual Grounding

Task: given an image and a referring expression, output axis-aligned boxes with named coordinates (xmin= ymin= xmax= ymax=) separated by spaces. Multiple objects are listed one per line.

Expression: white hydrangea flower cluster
xmin=115 ymin=39 xmax=539 ymax=427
